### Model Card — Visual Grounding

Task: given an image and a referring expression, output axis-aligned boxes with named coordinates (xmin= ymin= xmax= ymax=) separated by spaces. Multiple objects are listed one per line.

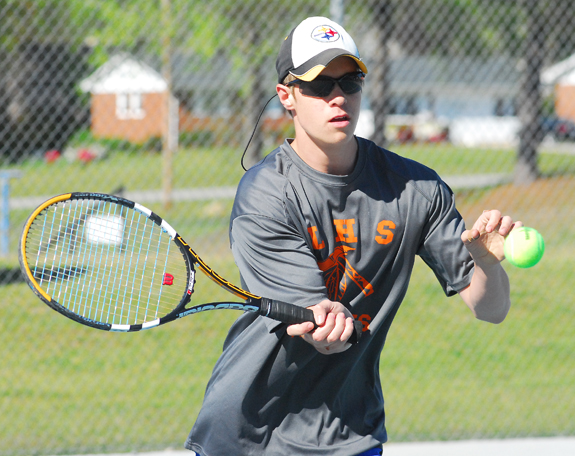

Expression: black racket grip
xmin=261 ymin=298 xmax=362 ymax=344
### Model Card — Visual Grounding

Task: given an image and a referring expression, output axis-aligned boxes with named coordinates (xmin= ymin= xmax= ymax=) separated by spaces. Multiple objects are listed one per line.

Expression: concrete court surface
xmin=59 ymin=436 xmax=575 ymax=456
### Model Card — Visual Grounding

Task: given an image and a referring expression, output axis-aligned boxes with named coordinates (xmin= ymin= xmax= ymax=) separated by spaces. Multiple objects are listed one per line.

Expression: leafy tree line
xmin=0 ymin=0 xmax=325 ymax=161
xmin=355 ymin=0 xmax=575 ymax=183
xmin=1 ymin=0 xmax=575 ymax=182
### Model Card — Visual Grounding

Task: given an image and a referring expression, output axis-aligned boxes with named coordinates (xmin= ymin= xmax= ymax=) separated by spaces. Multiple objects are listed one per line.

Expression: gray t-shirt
xmin=186 ymin=137 xmax=474 ymax=456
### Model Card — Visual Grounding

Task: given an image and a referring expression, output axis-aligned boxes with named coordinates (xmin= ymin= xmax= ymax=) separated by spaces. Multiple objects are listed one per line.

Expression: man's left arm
xmin=458 ymin=209 xmax=522 ymax=324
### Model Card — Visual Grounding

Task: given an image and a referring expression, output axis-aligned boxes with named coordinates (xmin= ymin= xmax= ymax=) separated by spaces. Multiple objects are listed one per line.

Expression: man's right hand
xmin=286 ymin=299 xmax=355 ymax=354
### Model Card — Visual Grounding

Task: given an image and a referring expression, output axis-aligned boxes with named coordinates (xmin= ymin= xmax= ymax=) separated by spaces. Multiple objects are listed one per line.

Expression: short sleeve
xmin=230 ymin=214 xmax=329 ymax=327
xmin=417 ymin=180 xmax=474 ymax=296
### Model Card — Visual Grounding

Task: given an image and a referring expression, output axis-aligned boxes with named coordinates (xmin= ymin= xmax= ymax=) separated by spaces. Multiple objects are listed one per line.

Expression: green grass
xmin=1 ymin=254 xmax=242 ymax=455
xmin=393 ymin=142 xmax=575 ymax=176
xmin=1 ymin=144 xmax=575 ymax=454
xmin=382 ymin=255 xmax=574 ymax=441
xmin=5 ymin=146 xmax=245 ymax=199
xmin=1 ymin=146 xmax=242 ymax=270
xmin=4 ymin=142 xmax=575 ymax=201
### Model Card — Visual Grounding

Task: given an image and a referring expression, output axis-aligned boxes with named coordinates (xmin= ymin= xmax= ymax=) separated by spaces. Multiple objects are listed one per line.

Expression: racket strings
xmin=24 ymin=200 xmax=188 ymax=325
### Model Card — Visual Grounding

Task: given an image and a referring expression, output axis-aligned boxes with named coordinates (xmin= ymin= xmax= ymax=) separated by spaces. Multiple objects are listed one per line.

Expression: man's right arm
xmin=286 ymin=299 xmax=355 ymax=354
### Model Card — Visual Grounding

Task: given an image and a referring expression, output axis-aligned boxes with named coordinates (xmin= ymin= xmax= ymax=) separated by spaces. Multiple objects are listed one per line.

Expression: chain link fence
xmin=1 ymin=0 xmax=574 ymax=454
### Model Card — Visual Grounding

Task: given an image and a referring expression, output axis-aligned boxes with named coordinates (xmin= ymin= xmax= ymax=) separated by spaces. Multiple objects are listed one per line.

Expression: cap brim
xmin=291 ymin=50 xmax=368 ymax=81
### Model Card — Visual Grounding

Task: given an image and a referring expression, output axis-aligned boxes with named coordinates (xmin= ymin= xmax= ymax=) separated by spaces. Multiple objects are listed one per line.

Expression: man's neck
xmin=290 ymin=136 xmax=358 ymax=176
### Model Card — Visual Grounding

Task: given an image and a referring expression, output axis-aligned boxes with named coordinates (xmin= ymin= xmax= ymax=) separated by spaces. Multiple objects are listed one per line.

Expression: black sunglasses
xmin=287 ymin=72 xmax=365 ymax=98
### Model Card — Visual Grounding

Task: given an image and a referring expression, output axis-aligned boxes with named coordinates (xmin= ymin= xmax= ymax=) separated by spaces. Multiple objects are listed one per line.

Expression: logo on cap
xmin=311 ymin=25 xmax=340 ymax=43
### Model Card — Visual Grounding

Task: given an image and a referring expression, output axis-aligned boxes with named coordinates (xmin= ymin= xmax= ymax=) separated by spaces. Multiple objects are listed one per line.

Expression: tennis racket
xmin=19 ymin=192 xmax=361 ymax=342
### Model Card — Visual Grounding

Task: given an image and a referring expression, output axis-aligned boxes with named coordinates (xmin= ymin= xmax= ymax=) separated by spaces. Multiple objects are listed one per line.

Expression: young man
xmin=186 ymin=16 xmax=520 ymax=456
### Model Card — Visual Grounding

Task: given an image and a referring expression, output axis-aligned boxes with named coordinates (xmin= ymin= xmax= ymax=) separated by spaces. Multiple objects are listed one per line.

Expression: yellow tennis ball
xmin=504 ymin=227 xmax=545 ymax=268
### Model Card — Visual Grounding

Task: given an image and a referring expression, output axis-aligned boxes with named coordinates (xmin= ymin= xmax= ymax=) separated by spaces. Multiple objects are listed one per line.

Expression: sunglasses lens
xmin=293 ymin=73 xmax=364 ymax=97
xmin=300 ymin=80 xmax=334 ymax=97
xmin=339 ymin=77 xmax=363 ymax=94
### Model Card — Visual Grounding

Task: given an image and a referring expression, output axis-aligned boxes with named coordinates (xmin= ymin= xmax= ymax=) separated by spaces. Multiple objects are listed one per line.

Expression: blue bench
xmin=0 ymin=170 xmax=23 ymax=257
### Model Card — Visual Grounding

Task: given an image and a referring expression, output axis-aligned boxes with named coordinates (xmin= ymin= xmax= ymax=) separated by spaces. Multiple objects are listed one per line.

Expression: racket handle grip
xmin=260 ymin=298 xmax=362 ymax=344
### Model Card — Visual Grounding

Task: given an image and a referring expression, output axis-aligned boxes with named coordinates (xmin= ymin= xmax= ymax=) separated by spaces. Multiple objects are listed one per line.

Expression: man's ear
xmin=276 ymin=84 xmax=295 ymax=112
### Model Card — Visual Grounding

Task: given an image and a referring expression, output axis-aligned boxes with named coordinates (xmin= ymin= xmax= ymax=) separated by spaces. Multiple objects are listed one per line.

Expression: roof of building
xmin=80 ymin=51 xmax=247 ymax=95
xmin=541 ymin=53 xmax=575 ymax=86
xmin=381 ymin=55 xmax=522 ymax=96
xmin=82 ymin=52 xmax=523 ymax=99
xmin=80 ymin=53 xmax=167 ymax=94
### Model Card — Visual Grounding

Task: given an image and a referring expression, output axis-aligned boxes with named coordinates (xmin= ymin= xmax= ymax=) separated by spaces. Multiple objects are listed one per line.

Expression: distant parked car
xmin=541 ymin=117 xmax=575 ymax=142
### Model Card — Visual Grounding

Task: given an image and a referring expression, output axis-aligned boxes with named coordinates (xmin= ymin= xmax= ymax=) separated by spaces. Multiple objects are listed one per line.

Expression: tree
xmin=210 ymin=0 xmax=328 ymax=166
xmin=515 ymin=0 xmax=547 ymax=184
xmin=355 ymin=0 xmax=575 ymax=184
xmin=369 ymin=1 xmax=394 ymax=147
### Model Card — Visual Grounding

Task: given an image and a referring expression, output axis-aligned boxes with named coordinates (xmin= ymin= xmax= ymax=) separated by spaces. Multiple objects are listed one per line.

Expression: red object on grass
xmin=44 ymin=150 xmax=61 ymax=163
xmin=78 ymin=149 xmax=97 ymax=163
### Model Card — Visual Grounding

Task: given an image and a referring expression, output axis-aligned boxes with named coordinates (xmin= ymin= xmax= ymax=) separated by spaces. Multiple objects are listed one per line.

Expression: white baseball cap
xmin=276 ymin=16 xmax=368 ymax=83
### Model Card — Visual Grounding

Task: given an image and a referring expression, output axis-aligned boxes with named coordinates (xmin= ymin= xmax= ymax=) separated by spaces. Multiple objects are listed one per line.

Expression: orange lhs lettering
xmin=308 ymin=226 xmax=325 ymax=250
xmin=333 ymin=219 xmax=358 ymax=243
xmin=375 ymin=220 xmax=395 ymax=245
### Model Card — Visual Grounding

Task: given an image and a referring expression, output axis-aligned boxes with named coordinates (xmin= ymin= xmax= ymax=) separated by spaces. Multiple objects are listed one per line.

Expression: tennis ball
xmin=503 ymin=227 xmax=545 ymax=268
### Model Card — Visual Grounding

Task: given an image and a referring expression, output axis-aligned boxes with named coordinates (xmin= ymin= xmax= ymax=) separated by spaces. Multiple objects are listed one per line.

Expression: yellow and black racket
xmin=19 ymin=192 xmax=361 ymax=341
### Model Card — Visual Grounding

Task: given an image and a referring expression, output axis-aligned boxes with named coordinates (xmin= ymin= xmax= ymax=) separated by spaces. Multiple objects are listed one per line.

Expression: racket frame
xmin=19 ymin=192 xmax=361 ymax=343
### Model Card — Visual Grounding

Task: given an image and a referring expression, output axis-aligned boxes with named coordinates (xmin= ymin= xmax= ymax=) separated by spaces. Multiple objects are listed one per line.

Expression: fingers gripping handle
xmin=260 ymin=298 xmax=362 ymax=344
xmin=262 ymin=298 xmax=315 ymax=326
xmin=349 ymin=320 xmax=363 ymax=345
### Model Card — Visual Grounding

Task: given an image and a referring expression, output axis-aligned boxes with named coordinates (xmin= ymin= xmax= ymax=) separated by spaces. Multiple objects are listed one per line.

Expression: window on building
xmin=116 ymin=93 xmax=145 ymax=119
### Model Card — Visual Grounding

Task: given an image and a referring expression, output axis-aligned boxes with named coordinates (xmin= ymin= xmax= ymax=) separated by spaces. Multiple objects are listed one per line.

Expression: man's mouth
xmin=330 ymin=115 xmax=350 ymax=123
